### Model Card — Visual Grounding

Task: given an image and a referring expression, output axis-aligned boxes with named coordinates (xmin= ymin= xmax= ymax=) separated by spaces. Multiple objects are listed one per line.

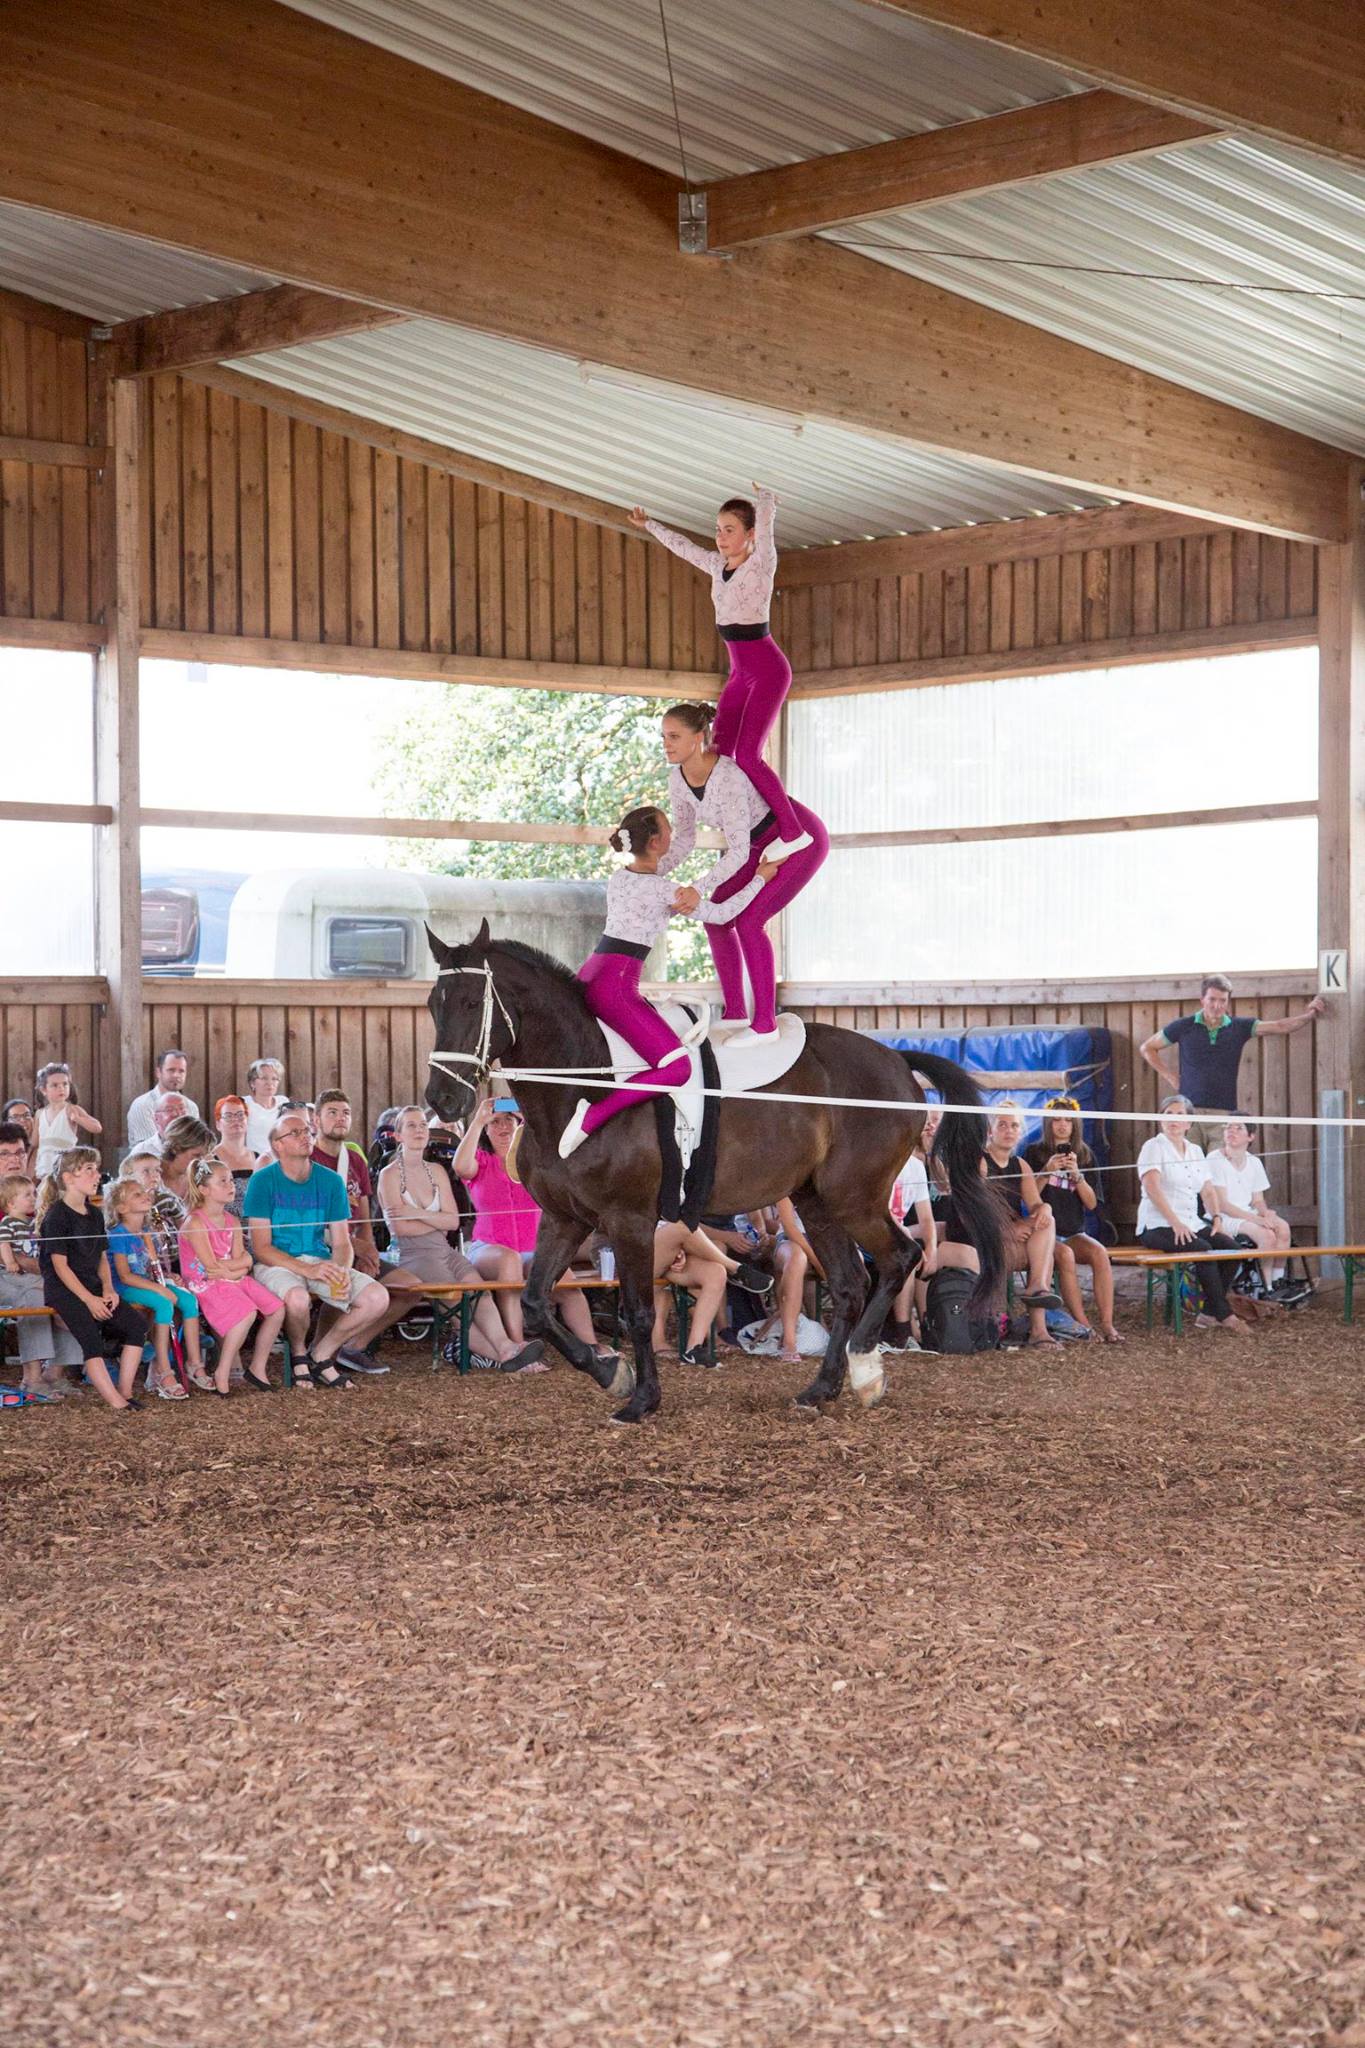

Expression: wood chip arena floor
xmin=2 ymin=1317 xmax=1363 ymax=2048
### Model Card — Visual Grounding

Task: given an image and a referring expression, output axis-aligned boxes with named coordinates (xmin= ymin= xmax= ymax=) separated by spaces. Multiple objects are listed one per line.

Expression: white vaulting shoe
xmin=726 ymin=1024 xmax=780 ymax=1049
xmin=558 ymin=1099 xmax=592 ymax=1159
xmin=766 ymin=831 xmax=813 ymax=864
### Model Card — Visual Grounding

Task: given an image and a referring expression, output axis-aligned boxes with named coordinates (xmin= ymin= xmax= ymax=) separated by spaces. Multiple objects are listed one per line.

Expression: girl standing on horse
xmin=631 ymin=484 xmax=813 ymax=864
xmin=658 ymin=701 xmax=827 ymax=1048
xmin=559 ymin=804 xmax=774 ymax=1159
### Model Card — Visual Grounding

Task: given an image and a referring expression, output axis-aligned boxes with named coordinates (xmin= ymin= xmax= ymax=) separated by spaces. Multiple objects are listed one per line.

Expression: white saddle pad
xmin=595 ymin=1007 xmax=806 ymax=1169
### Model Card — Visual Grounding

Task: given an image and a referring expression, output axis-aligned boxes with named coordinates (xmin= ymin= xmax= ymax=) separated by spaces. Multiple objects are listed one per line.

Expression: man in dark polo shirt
xmin=1140 ymin=975 xmax=1324 ymax=1137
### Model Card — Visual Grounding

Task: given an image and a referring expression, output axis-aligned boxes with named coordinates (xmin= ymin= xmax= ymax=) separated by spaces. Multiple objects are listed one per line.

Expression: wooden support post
xmin=94 ymin=370 xmax=143 ymax=1148
xmin=1315 ymin=466 xmax=1365 ymax=1239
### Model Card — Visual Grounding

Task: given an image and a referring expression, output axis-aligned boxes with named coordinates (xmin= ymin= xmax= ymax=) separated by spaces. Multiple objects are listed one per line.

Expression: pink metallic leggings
xmin=711 ymin=632 xmax=801 ymax=842
xmin=707 ymin=800 xmax=828 ymax=1034
xmin=576 ymin=950 xmax=690 ymax=1136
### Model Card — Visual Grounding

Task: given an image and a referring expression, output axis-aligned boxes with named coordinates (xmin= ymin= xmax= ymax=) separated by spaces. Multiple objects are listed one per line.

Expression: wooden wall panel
xmin=779 ymin=529 xmax=1319 ymax=688
xmin=0 ymin=307 xmax=95 ymax=625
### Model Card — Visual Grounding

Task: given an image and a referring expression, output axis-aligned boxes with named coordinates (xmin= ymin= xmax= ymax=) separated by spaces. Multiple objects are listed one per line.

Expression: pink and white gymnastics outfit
xmin=645 ymin=488 xmax=810 ymax=850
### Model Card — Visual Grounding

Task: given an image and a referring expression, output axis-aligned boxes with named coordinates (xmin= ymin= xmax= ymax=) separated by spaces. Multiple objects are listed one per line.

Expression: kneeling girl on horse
xmin=560 ymin=804 xmax=777 ymax=1160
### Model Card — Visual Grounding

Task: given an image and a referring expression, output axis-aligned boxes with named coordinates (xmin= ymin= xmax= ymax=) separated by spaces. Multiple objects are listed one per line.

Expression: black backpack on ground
xmin=922 ymin=1268 xmax=1000 ymax=1355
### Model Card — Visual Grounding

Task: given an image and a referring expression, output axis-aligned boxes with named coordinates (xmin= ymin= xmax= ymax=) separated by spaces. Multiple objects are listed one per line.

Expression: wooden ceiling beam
xmin=778 ymin=502 xmax=1216 ymax=588
xmin=863 ymin=0 xmax=1365 ymax=170
xmin=0 ymin=0 xmax=1351 ymax=541
xmin=105 ymin=282 xmax=404 ymax=378
xmin=705 ymin=90 xmax=1215 ymax=251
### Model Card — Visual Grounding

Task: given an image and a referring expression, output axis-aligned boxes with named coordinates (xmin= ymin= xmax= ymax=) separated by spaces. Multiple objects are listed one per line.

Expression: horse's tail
xmin=896 ymin=1050 xmax=1005 ymax=1309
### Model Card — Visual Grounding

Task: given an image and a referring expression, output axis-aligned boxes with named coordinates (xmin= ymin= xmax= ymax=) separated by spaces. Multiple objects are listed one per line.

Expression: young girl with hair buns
xmin=107 ymin=1174 xmax=204 ymax=1399
xmin=559 ymin=803 xmax=774 ymax=1159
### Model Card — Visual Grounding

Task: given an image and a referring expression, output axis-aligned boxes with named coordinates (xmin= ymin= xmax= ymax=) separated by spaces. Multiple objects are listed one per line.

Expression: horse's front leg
xmin=524 ymin=1210 xmax=631 ymax=1401
xmin=607 ymin=1219 xmax=664 ymax=1425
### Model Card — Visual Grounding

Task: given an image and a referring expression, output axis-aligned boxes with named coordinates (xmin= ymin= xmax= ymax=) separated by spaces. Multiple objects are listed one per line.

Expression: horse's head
xmin=425 ymin=917 xmax=518 ymax=1117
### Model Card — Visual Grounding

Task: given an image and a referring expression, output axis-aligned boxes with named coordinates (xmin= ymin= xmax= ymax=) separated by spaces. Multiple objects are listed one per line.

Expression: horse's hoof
xmin=609 ymin=1396 xmax=657 ymax=1426
xmin=847 ymin=1350 xmax=886 ymax=1409
xmin=793 ymin=1381 xmax=831 ymax=1415
xmin=606 ymin=1356 xmax=636 ymax=1403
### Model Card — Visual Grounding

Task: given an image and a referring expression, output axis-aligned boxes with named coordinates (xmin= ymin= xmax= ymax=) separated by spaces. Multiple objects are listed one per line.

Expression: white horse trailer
xmin=222 ymin=869 xmax=611 ymax=981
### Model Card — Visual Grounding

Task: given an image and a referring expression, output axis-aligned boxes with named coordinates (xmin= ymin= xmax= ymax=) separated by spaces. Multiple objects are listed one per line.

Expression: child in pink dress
xmin=179 ymin=1159 xmax=286 ymax=1394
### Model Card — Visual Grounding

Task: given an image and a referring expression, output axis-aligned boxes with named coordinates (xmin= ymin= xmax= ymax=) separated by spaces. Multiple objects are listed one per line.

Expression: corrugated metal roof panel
xmin=280 ymin=0 xmax=1080 ymax=178
xmin=239 ymin=319 xmax=1107 ymax=545
xmin=824 ymin=135 xmax=1365 ymax=453
xmin=0 ymin=202 xmax=274 ymax=322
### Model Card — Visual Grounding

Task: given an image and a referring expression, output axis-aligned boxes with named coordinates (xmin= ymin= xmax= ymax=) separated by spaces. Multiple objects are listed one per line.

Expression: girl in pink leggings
xmin=559 ymin=806 xmax=771 ymax=1159
xmin=179 ymin=1159 xmax=286 ymax=1393
xmin=658 ymin=703 xmax=828 ymax=1048
xmin=631 ymin=484 xmax=811 ymax=863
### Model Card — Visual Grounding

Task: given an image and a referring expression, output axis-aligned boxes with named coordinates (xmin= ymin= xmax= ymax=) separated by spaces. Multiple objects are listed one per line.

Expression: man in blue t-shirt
xmin=1140 ymin=974 xmax=1325 ymax=1127
xmin=242 ymin=1109 xmax=392 ymax=1387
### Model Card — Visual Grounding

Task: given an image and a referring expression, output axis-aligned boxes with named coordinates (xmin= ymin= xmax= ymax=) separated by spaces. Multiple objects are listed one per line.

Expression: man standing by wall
xmin=127 ymin=1049 xmax=200 ymax=1149
xmin=1140 ymin=976 xmax=1324 ymax=1141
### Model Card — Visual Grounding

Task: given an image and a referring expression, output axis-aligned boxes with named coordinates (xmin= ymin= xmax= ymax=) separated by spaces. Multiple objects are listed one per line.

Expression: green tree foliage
xmin=376 ymin=685 xmax=713 ymax=976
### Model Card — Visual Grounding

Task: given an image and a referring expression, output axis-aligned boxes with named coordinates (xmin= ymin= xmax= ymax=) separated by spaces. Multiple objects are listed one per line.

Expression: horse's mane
xmin=446 ymin=934 xmax=586 ymax=1001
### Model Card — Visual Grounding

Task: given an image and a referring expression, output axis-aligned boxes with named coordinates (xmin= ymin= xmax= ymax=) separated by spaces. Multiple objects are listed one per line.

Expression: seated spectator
xmin=983 ymin=1103 xmax=1064 ymax=1348
xmin=889 ymin=1106 xmax=941 ymax=1348
xmin=212 ymin=1095 xmax=258 ymax=1199
xmin=244 ymin=1059 xmax=286 ymax=1155
xmin=179 ymin=1158 xmax=286 ymax=1394
xmin=34 ymin=1063 xmax=102 ymax=1179
xmin=452 ymin=1097 xmax=618 ymax=1369
xmin=1 ymin=1100 xmax=37 ymax=1170
xmin=1025 ymin=1097 xmax=1123 ymax=1344
xmin=144 ymin=1090 xmax=191 ymax=1158
xmin=0 ymin=1169 xmax=83 ymax=1399
xmin=126 ymin=1048 xmax=199 ymax=1149
xmin=37 ymin=1147 xmax=147 ymax=1412
xmin=1205 ymin=1118 xmax=1295 ymax=1295
xmin=106 ymin=1175 xmax=202 ymax=1400
xmin=0 ymin=1121 xmax=32 ymax=1179
xmin=652 ymin=1241 xmax=728 ymax=1366
xmin=241 ymin=1109 xmax=391 ymax=1389
xmin=1136 ymin=1095 xmax=1249 ymax=1334
xmin=735 ymin=1200 xmax=816 ymax=1364
xmin=312 ymin=1090 xmax=381 ymax=1278
xmin=377 ymin=1105 xmax=546 ymax=1373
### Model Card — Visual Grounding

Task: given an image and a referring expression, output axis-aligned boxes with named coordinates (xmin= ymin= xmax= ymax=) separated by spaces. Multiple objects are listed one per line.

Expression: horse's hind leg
xmin=788 ymin=1192 xmax=867 ymax=1413
xmin=843 ymin=1211 xmax=922 ymax=1410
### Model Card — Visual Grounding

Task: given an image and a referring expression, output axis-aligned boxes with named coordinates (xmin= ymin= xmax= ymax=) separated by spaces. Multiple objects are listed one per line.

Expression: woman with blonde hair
xmin=1025 ymin=1096 xmax=1124 ymax=1344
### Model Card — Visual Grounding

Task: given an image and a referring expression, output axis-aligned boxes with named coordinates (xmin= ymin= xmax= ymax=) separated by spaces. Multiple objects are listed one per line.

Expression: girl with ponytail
xmin=559 ymin=804 xmax=774 ymax=1159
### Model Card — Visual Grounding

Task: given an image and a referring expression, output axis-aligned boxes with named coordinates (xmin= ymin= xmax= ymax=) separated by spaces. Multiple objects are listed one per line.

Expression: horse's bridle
xmin=428 ymin=961 xmax=517 ymax=1099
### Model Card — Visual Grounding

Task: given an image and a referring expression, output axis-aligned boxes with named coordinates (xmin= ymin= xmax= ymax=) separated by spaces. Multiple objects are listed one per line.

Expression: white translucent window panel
xmin=789 ymin=647 xmax=1317 ymax=835
xmin=786 ymin=817 xmax=1316 ymax=982
xmin=0 ymin=648 xmax=94 ymax=803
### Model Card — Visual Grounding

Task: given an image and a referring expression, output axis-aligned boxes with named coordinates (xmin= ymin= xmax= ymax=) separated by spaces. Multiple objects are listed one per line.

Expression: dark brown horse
xmin=425 ymin=922 xmax=1003 ymax=1423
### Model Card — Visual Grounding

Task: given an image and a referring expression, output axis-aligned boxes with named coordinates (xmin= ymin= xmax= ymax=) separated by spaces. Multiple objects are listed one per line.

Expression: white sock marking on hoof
xmin=847 ymin=1350 xmax=886 ymax=1408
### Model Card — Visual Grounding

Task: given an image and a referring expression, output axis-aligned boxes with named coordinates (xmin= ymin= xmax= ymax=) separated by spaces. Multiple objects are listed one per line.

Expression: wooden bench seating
xmin=1110 ymin=1245 xmax=1365 ymax=1334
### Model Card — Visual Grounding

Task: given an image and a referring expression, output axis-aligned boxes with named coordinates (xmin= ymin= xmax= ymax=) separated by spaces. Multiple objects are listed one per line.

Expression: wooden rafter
xmin=705 ymin=90 xmax=1215 ymax=251
xmin=863 ymin=0 xmax=1365 ymax=170
xmin=106 ymin=283 xmax=404 ymax=378
xmin=0 ymin=0 xmax=1350 ymax=541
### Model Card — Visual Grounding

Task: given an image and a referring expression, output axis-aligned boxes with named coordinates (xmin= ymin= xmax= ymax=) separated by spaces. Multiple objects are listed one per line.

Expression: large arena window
xmin=786 ymin=647 xmax=1317 ymax=982
xmin=0 ymin=649 xmax=97 ymax=973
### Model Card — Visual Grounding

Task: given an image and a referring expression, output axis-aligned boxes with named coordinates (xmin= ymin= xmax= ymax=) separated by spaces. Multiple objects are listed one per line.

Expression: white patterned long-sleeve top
xmin=603 ymin=864 xmax=763 ymax=948
xmin=656 ymin=756 xmax=769 ymax=899
xmin=644 ymin=488 xmax=777 ymax=627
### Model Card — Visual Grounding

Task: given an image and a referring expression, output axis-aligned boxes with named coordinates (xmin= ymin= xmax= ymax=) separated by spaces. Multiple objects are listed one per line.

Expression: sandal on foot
xmin=153 ymin=1378 xmax=189 ymax=1401
xmin=312 ymin=1361 xmax=352 ymax=1389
